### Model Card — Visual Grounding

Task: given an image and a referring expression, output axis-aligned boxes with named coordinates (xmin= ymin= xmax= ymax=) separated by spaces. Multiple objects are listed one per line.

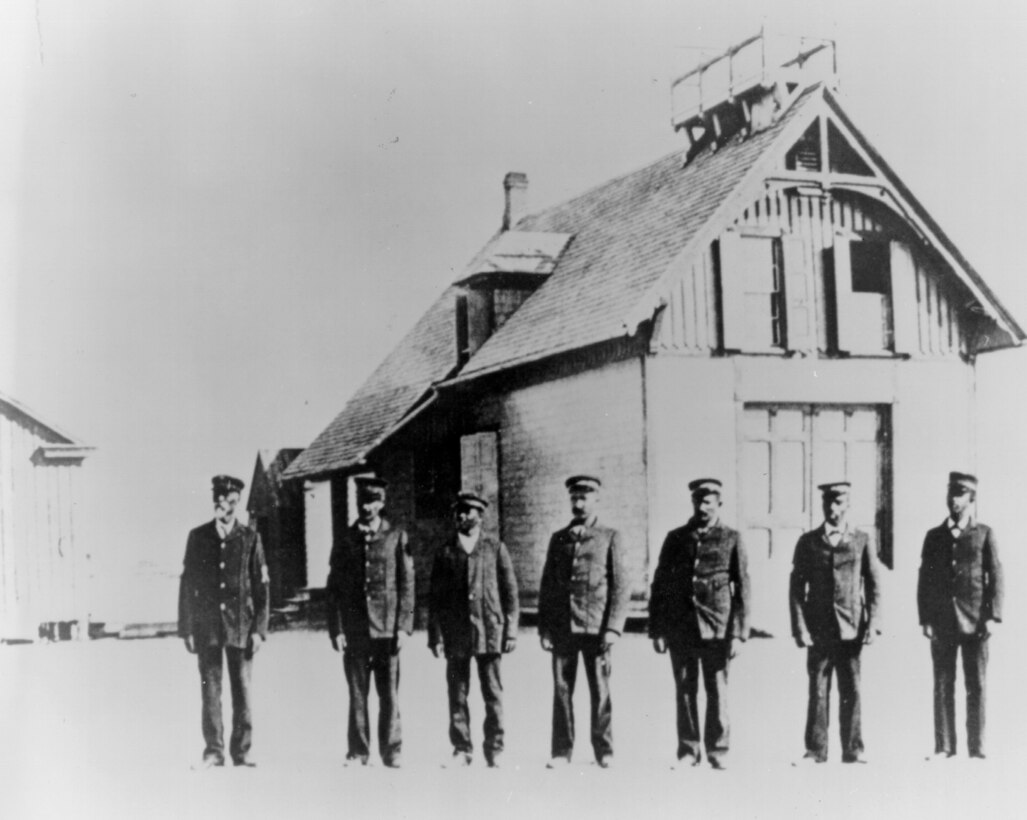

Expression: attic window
xmin=493 ymin=288 xmax=529 ymax=330
xmin=785 ymin=120 xmax=821 ymax=172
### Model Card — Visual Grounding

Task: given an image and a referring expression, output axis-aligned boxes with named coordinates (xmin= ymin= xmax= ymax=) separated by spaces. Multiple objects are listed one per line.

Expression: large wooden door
xmin=741 ymin=404 xmax=889 ymax=637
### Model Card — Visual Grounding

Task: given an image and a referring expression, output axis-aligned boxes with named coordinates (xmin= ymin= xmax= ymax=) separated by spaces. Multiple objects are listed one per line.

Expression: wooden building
xmin=247 ymin=449 xmax=307 ymax=608
xmin=0 ymin=391 xmax=93 ymax=642
xmin=283 ymin=34 xmax=1023 ymax=634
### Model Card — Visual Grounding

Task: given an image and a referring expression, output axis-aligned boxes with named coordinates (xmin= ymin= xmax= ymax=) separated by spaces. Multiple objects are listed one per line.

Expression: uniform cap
xmin=565 ymin=475 xmax=602 ymax=492
xmin=817 ymin=481 xmax=851 ymax=498
xmin=354 ymin=476 xmax=389 ymax=499
xmin=948 ymin=472 xmax=978 ymax=492
xmin=212 ymin=474 xmax=245 ymax=496
xmin=453 ymin=491 xmax=489 ymax=511
xmin=688 ymin=478 xmax=723 ymax=496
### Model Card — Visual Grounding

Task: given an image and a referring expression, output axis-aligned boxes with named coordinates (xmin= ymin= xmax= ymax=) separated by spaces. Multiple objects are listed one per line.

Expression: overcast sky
xmin=1 ymin=0 xmax=1026 ymax=594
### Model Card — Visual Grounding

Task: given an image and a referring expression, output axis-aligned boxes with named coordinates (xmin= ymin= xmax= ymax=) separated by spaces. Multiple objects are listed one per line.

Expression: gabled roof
xmin=286 ymin=82 xmax=1023 ymax=479
xmin=0 ymin=389 xmax=92 ymax=451
xmin=248 ymin=449 xmax=303 ymax=510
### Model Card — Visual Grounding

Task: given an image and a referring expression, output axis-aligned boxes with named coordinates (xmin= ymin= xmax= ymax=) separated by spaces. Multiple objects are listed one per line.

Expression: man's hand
xmin=331 ymin=635 xmax=345 ymax=653
xmin=539 ymin=633 xmax=553 ymax=652
xmin=729 ymin=639 xmax=742 ymax=659
xmin=249 ymin=633 xmax=264 ymax=655
xmin=652 ymin=637 xmax=667 ymax=654
xmin=184 ymin=635 xmax=196 ymax=654
xmin=502 ymin=637 xmax=517 ymax=653
xmin=794 ymin=634 xmax=811 ymax=649
xmin=391 ymin=633 xmax=405 ymax=655
xmin=430 ymin=643 xmax=443 ymax=659
xmin=601 ymin=630 xmax=619 ymax=652
xmin=862 ymin=630 xmax=875 ymax=647
xmin=922 ymin=624 xmax=935 ymax=641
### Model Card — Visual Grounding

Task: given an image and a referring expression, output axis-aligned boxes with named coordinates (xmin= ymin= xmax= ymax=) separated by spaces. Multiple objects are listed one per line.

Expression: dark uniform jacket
xmin=538 ymin=519 xmax=630 ymax=644
xmin=789 ymin=525 xmax=881 ymax=645
xmin=648 ymin=520 xmax=750 ymax=644
xmin=428 ymin=533 xmax=519 ymax=657
xmin=917 ymin=520 xmax=1003 ymax=637
xmin=325 ymin=518 xmax=415 ymax=645
xmin=178 ymin=520 xmax=270 ymax=649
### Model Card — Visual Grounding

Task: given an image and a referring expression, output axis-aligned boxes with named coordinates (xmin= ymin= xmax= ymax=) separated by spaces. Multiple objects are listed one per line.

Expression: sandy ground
xmin=2 ymin=626 xmax=1025 ymax=820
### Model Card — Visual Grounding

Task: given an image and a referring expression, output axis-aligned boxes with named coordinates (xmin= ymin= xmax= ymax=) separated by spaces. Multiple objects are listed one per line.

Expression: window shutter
xmin=832 ymin=237 xmax=857 ymax=353
xmin=460 ymin=432 xmax=500 ymax=541
xmin=718 ymin=232 xmax=747 ymax=351
xmin=455 ymin=293 xmax=469 ymax=365
xmin=781 ymin=235 xmax=815 ymax=353
xmin=890 ymin=241 xmax=919 ymax=355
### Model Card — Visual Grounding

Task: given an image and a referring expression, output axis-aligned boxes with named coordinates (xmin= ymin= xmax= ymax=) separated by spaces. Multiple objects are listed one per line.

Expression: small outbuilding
xmin=0 ymin=391 xmax=93 ymax=641
xmin=247 ymin=449 xmax=307 ymax=609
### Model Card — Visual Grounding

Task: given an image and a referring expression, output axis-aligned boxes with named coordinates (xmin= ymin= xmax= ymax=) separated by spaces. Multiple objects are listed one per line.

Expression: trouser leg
xmin=582 ymin=638 xmax=613 ymax=761
xmin=226 ymin=646 xmax=254 ymax=762
xmin=550 ymin=645 xmax=579 ymax=759
xmin=701 ymin=641 xmax=731 ymax=760
xmin=962 ymin=635 xmax=989 ymax=757
xmin=343 ymin=645 xmax=372 ymax=760
xmin=197 ymin=644 xmax=225 ymax=762
xmin=477 ymin=654 xmax=504 ymax=759
xmin=669 ymin=645 xmax=701 ymax=761
xmin=805 ymin=645 xmax=832 ymax=761
xmin=836 ymin=641 xmax=864 ymax=760
xmin=930 ymin=638 xmax=958 ymax=755
xmin=446 ymin=655 xmax=473 ymax=754
xmin=372 ymin=639 xmax=402 ymax=763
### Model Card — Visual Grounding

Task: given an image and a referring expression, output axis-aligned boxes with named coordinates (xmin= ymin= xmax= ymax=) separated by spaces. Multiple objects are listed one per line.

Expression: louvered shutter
xmin=718 ymin=232 xmax=747 ymax=351
xmin=890 ymin=241 xmax=919 ymax=355
xmin=833 ymin=237 xmax=857 ymax=353
xmin=782 ymin=235 xmax=815 ymax=353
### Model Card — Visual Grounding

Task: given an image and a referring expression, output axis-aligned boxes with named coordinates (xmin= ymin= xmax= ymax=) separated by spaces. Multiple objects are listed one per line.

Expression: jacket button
xmin=221 ymin=542 xmax=226 ymax=549
xmin=219 ymin=562 xmax=225 ymax=569
xmin=468 ymin=594 xmax=475 ymax=601
xmin=220 ymin=582 xmax=226 ymax=589
xmin=220 ymin=603 xmax=226 ymax=611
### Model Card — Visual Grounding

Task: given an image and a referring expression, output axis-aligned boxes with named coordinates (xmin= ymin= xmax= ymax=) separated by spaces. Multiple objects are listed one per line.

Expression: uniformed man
xmin=428 ymin=491 xmax=519 ymax=768
xmin=649 ymin=478 xmax=750 ymax=770
xmin=789 ymin=482 xmax=881 ymax=766
xmin=917 ymin=471 xmax=1003 ymax=761
xmin=325 ymin=477 xmax=414 ymax=768
xmin=538 ymin=475 xmax=630 ymax=769
xmin=178 ymin=474 xmax=270 ymax=769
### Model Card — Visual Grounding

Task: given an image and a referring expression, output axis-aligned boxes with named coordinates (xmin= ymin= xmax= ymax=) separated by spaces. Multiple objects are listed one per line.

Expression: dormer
xmin=455 ymin=173 xmax=573 ymax=365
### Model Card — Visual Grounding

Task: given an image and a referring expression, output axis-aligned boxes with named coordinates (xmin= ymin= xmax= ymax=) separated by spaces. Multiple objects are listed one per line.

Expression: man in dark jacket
xmin=649 ymin=478 xmax=750 ymax=770
xmin=325 ymin=477 xmax=414 ymax=768
xmin=918 ymin=471 xmax=1003 ymax=761
xmin=538 ymin=475 xmax=630 ymax=769
xmin=789 ymin=481 xmax=881 ymax=766
xmin=179 ymin=474 xmax=270 ymax=769
xmin=428 ymin=491 xmax=519 ymax=768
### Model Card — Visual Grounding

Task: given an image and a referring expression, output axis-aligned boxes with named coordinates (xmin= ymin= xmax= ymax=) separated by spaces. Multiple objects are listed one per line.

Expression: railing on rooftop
xmin=671 ymin=29 xmax=837 ymax=133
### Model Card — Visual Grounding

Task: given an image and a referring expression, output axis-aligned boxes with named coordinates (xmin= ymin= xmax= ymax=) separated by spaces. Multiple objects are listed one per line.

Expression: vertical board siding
xmin=0 ymin=406 xmax=88 ymax=640
xmin=474 ymin=359 xmax=648 ymax=604
xmin=652 ymin=190 xmax=967 ymax=359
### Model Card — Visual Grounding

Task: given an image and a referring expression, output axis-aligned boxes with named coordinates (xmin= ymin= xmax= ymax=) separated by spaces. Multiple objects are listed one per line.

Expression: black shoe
xmin=792 ymin=753 xmax=826 ymax=767
xmin=383 ymin=756 xmax=402 ymax=769
xmin=344 ymin=754 xmax=369 ymax=767
xmin=485 ymin=754 xmax=502 ymax=769
xmin=546 ymin=756 xmax=571 ymax=769
xmin=969 ymin=752 xmax=987 ymax=761
xmin=842 ymin=753 xmax=868 ymax=765
xmin=675 ymin=755 xmax=702 ymax=770
xmin=446 ymin=751 xmax=473 ymax=768
xmin=709 ymin=756 xmax=727 ymax=771
xmin=596 ymin=755 xmax=613 ymax=769
xmin=233 ymin=758 xmax=257 ymax=768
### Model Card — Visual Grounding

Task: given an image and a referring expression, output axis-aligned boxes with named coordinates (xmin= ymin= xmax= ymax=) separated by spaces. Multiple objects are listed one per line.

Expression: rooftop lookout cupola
xmin=672 ymin=29 xmax=838 ymax=161
xmin=454 ymin=172 xmax=572 ymax=364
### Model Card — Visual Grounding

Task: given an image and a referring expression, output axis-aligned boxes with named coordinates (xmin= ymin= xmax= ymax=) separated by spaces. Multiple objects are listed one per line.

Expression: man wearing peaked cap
xmin=428 ymin=491 xmax=519 ymax=768
xmin=179 ymin=474 xmax=270 ymax=769
xmin=918 ymin=472 xmax=1003 ymax=761
xmin=790 ymin=481 xmax=882 ymax=766
xmin=325 ymin=475 xmax=414 ymax=768
xmin=649 ymin=478 xmax=750 ymax=771
xmin=538 ymin=474 xmax=629 ymax=769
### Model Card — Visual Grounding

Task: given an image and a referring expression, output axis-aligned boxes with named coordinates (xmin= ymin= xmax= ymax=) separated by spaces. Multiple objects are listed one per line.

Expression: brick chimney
xmin=502 ymin=172 xmax=528 ymax=231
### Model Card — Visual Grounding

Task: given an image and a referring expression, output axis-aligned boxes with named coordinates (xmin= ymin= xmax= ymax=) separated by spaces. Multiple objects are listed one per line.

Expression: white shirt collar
xmin=457 ymin=529 xmax=480 ymax=554
xmin=357 ymin=518 xmax=382 ymax=534
xmin=947 ymin=514 xmax=972 ymax=532
xmin=824 ymin=521 xmax=848 ymax=537
xmin=215 ymin=519 xmax=235 ymax=539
